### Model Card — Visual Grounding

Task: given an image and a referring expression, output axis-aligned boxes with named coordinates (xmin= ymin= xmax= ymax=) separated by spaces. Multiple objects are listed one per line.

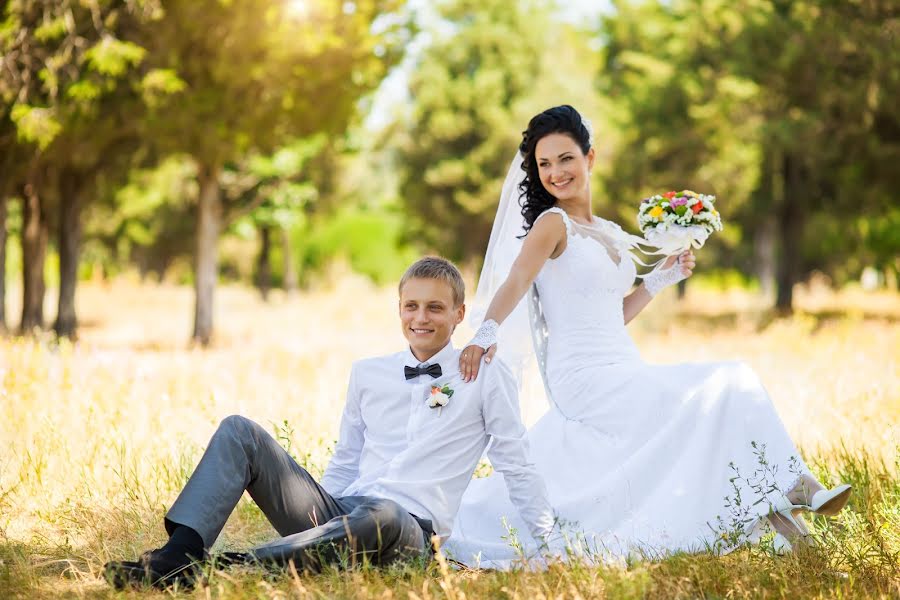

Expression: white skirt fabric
xmin=445 ymin=360 xmax=809 ymax=568
xmin=447 ymin=209 xmax=810 ymax=568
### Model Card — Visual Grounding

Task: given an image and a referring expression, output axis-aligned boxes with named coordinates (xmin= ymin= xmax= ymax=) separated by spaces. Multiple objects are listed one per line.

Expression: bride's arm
xmin=623 ymin=251 xmax=695 ymax=324
xmin=460 ymin=213 xmax=566 ymax=382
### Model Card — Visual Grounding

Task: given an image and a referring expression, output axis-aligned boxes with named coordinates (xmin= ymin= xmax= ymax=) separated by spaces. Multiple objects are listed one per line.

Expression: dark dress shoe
xmin=103 ymin=547 xmax=204 ymax=590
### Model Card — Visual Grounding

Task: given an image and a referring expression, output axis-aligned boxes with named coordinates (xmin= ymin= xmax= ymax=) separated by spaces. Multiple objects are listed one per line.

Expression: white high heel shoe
xmin=747 ymin=515 xmax=799 ymax=555
xmin=803 ymin=484 xmax=852 ymax=516
xmin=767 ymin=497 xmax=811 ymax=553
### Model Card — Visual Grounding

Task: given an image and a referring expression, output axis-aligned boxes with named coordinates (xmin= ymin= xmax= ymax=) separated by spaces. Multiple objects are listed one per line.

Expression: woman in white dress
xmin=445 ymin=105 xmax=850 ymax=567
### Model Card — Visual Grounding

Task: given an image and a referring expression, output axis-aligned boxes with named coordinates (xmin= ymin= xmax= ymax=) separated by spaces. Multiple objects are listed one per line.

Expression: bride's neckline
xmin=553 ymin=208 xmax=623 ymax=267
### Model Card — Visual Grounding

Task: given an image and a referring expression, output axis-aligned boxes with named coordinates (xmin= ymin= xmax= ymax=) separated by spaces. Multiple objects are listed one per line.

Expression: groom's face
xmin=399 ymin=277 xmax=465 ymax=361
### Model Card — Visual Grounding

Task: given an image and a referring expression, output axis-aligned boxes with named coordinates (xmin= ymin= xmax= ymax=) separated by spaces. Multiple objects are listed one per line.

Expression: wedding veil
xmin=470 ymin=151 xmax=556 ymax=414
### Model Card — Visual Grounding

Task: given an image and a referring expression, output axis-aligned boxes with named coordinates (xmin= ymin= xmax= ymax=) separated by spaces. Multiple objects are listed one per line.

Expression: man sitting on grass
xmin=105 ymin=256 xmax=554 ymax=589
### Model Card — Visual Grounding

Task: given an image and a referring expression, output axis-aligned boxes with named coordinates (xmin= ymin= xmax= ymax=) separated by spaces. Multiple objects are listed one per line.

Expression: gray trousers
xmin=165 ymin=415 xmax=432 ymax=572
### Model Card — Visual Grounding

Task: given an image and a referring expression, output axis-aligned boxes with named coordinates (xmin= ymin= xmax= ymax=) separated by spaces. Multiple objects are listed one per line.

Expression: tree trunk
xmin=54 ymin=168 xmax=84 ymax=339
xmin=281 ymin=225 xmax=297 ymax=295
xmin=756 ymin=150 xmax=778 ymax=300
xmin=0 ymin=194 xmax=7 ymax=334
xmin=20 ymin=181 xmax=48 ymax=333
xmin=256 ymin=224 xmax=272 ymax=301
xmin=192 ymin=162 xmax=222 ymax=346
xmin=754 ymin=217 xmax=776 ymax=299
xmin=775 ymin=154 xmax=804 ymax=314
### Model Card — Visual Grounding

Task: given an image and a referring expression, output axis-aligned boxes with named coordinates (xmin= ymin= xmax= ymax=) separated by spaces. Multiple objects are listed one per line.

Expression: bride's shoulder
xmin=536 ymin=206 xmax=567 ymax=221
xmin=532 ymin=207 xmax=570 ymax=235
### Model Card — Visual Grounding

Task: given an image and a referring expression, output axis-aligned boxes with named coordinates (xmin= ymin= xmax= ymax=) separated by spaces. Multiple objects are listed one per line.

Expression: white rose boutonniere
xmin=428 ymin=384 xmax=454 ymax=416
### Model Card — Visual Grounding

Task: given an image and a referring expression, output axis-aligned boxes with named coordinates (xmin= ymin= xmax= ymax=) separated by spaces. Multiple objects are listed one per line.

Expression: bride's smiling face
xmin=535 ymin=133 xmax=594 ymax=202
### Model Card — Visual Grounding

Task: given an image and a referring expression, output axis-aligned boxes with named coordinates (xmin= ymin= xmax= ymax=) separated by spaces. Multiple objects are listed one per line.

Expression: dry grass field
xmin=1 ymin=274 xmax=898 ymax=598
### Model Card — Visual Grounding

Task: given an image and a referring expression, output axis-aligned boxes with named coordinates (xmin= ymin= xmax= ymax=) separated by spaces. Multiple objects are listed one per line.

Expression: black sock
xmin=165 ymin=524 xmax=204 ymax=558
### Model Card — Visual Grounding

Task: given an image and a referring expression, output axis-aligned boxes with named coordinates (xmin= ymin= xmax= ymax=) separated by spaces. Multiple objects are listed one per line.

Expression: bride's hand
xmin=643 ymin=250 xmax=696 ymax=298
xmin=460 ymin=343 xmax=498 ymax=383
xmin=663 ymin=250 xmax=696 ymax=278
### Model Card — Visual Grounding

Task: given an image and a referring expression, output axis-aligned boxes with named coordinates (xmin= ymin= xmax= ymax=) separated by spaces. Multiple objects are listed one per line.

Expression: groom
xmin=105 ymin=256 xmax=554 ymax=589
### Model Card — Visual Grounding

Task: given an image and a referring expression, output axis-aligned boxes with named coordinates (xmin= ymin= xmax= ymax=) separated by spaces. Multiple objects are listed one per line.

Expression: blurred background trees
xmin=2 ymin=0 xmax=898 ymax=343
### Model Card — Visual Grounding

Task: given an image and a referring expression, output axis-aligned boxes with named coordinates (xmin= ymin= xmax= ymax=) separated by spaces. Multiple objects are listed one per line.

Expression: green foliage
xmin=863 ymin=209 xmax=900 ymax=275
xmin=296 ymin=207 xmax=419 ymax=285
xmin=238 ymin=136 xmax=328 ymax=229
xmin=393 ymin=1 xmax=617 ymax=265
xmin=84 ymin=37 xmax=146 ymax=77
xmin=690 ymin=269 xmax=759 ymax=293
xmin=137 ymin=0 xmax=408 ymax=168
xmin=1 ymin=2 xmax=157 ymax=155
xmin=9 ymin=105 xmax=62 ymax=149
xmin=596 ymin=0 xmax=899 ymax=302
xmin=599 ymin=1 xmax=760 ymax=228
xmin=3 ymin=0 xmax=897 ymax=297
xmin=83 ymin=156 xmax=198 ymax=279
xmin=718 ymin=0 xmax=899 ymax=287
xmin=139 ymin=68 xmax=186 ymax=107
xmin=394 ymin=0 xmax=551 ymax=262
xmin=64 ymin=80 xmax=102 ymax=103
xmin=33 ymin=17 xmax=67 ymax=43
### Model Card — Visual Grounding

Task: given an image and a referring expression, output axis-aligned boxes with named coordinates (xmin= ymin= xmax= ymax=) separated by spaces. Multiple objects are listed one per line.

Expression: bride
xmin=444 ymin=105 xmax=850 ymax=567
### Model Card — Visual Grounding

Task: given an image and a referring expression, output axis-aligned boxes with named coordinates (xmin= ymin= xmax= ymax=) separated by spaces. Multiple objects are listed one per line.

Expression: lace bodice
xmin=533 ymin=207 xmax=643 ymax=375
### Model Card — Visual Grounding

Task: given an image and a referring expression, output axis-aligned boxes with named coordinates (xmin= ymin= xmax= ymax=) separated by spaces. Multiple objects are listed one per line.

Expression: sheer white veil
xmin=469 ymin=152 xmax=537 ymax=371
xmin=470 ymin=151 xmax=555 ymax=414
xmin=470 ymin=152 xmax=528 ymax=326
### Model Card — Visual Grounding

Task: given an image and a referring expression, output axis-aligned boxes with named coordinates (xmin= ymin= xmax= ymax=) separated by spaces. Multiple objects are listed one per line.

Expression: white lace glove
xmin=643 ymin=259 xmax=689 ymax=297
xmin=468 ymin=319 xmax=499 ymax=350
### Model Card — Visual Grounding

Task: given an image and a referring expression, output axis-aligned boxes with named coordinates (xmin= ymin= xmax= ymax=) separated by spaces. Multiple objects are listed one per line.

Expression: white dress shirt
xmin=321 ymin=342 xmax=554 ymax=543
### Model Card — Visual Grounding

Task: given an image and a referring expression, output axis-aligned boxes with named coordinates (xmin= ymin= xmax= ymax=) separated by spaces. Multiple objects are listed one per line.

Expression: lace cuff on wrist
xmin=644 ymin=262 xmax=686 ymax=297
xmin=468 ymin=319 xmax=499 ymax=350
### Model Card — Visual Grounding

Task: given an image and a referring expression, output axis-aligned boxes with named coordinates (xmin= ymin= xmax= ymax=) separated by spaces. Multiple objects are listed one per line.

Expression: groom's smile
xmin=399 ymin=277 xmax=465 ymax=363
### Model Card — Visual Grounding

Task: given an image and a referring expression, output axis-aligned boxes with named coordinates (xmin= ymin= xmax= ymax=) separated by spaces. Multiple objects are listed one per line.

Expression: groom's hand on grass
xmin=460 ymin=344 xmax=497 ymax=382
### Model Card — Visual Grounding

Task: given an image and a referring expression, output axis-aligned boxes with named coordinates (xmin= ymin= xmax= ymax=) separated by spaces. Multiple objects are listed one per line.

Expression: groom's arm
xmin=320 ymin=364 xmax=365 ymax=496
xmin=480 ymin=361 xmax=555 ymax=545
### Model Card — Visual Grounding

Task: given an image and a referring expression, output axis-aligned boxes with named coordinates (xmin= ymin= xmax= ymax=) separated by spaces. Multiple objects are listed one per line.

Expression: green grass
xmin=1 ymin=281 xmax=898 ymax=598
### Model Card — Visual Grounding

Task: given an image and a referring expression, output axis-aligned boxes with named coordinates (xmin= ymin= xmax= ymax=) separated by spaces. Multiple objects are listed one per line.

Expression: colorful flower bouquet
xmin=637 ymin=190 xmax=723 ymax=254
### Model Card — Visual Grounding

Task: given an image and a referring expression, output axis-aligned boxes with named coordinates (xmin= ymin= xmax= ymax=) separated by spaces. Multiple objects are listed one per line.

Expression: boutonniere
xmin=428 ymin=384 xmax=454 ymax=416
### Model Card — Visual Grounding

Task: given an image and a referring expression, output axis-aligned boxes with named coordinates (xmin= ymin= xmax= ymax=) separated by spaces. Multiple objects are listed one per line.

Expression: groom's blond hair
xmin=399 ymin=257 xmax=465 ymax=307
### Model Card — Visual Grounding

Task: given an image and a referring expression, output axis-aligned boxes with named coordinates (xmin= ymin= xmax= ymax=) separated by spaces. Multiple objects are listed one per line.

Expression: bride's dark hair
xmin=518 ymin=104 xmax=592 ymax=234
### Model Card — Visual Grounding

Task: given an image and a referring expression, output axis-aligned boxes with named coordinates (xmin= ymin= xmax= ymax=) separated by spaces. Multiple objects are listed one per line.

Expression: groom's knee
xmin=355 ymin=499 xmax=408 ymax=544
xmin=220 ymin=413 xmax=250 ymax=432
xmin=217 ymin=414 xmax=262 ymax=445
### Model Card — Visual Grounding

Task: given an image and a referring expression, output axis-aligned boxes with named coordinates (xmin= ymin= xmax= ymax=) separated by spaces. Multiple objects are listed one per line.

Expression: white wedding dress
xmin=445 ymin=207 xmax=811 ymax=567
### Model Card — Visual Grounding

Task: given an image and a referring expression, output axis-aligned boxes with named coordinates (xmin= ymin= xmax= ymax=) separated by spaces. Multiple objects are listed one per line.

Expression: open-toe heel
xmin=767 ymin=498 xmax=811 ymax=552
xmin=804 ymin=484 xmax=852 ymax=516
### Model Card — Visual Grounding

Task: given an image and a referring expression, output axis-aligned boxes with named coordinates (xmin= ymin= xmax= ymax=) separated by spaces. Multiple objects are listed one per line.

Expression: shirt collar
xmin=403 ymin=341 xmax=458 ymax=377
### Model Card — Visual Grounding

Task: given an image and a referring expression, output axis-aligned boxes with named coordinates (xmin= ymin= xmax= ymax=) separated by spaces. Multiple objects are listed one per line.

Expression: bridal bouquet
xmin=638 ymin=190 xmax=722 ymax=254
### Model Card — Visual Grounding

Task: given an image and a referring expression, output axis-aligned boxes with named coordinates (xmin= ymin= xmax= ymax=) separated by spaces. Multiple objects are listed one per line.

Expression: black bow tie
xmin=405 ymin=363 xmax=442 ymax=380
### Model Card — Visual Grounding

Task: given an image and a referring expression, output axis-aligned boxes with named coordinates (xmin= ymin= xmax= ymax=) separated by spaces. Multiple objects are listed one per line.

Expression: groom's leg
xmin=248 ymin=496 xmax=431 ymax=573
xmin=165 ymin=414 xmax=345 ymax=549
